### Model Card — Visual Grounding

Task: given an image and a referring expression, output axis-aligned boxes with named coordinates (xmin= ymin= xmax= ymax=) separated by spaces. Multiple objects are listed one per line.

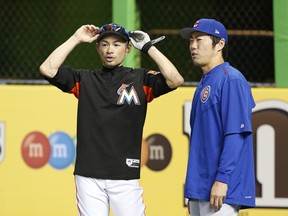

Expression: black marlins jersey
xmin=46 ymin=65 xmax=174 ymax=180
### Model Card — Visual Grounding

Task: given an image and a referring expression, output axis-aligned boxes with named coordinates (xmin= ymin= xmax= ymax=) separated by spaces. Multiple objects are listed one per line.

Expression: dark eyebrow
xmin=100 ymin=39 xmax=126 ymax=44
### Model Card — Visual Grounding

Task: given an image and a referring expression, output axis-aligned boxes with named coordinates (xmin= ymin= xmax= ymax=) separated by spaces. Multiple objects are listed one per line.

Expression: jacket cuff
xmin=215 ymin=171 xmax=230 ymax=184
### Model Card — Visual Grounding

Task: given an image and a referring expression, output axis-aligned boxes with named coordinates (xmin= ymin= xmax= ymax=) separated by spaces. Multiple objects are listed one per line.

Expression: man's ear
xmin=96 ymin=43 xmax=100 ymax=53
xmin=126 ymin=43 xmax=132 ymax=54
xmin=217 ymin=38 xmax=225 ymax=51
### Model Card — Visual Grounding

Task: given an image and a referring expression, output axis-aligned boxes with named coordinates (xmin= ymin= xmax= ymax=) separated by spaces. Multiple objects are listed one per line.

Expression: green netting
xmin=137 ymin=0 xmax=274 ymax=84
xmin=0 ymin=0 xmax=273 ymax=84
xmin=0 ymin=0 xmax=112 ymax=81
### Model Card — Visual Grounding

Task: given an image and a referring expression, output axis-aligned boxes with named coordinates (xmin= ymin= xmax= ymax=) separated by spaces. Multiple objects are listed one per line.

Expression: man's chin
xmin=103 ymin=62 xmax=122 ymax=68
xmin=192 ymin=60 xmax=201 ymax=67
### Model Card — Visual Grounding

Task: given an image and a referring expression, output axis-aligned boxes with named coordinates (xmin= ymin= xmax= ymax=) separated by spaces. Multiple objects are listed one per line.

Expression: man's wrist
xmin=71 ymin=34 xmax=83 ymax=45
xmin=141 ymin=41 xmax=153 ymax=54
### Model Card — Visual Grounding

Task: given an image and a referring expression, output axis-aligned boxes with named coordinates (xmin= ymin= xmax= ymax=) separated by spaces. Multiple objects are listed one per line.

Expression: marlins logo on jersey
xmin=117 ymin=82 xmax=140 ymax=105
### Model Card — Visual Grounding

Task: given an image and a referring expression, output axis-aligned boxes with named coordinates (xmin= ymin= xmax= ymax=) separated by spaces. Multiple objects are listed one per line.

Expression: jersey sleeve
xmin=215 ymin=133 xmax=244 ymax=184
xmin=44 ymin=65 xmax=81 ymax=97
xmin=142 ymin=69 xmax=176 ymax=102
xmin=220 ymin=77 xmax=255 ymax=135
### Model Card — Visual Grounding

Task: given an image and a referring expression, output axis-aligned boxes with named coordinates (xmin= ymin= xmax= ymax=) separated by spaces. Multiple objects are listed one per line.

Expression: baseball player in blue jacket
xmin=180 ymin=18 xmax=256 ymax=216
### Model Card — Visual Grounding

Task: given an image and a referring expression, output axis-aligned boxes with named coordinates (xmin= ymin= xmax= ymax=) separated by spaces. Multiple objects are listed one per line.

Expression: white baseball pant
xmin=188 ymin=199 xmax=240 ymax=216
xmin=75 ymin=175 xmax=145 ymax=216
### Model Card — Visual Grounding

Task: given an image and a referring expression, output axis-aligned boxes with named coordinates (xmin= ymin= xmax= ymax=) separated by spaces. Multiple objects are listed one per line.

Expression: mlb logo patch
xmin=200 ymin=86 xmax=211 ymax=103
xmin=193 ymin=20 xmax=200 ymax=28
xmin=126 ymin=158 xmax=140 ymax=168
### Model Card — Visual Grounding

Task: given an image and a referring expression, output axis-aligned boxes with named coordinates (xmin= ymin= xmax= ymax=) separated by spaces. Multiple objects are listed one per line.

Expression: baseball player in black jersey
xmin=39 ymin=23 xmax=184 ymax=216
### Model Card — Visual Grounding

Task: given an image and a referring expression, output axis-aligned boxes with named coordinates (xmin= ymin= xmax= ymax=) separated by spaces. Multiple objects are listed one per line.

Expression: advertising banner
xmin=0 ymin=85 xmax=288 ymax=216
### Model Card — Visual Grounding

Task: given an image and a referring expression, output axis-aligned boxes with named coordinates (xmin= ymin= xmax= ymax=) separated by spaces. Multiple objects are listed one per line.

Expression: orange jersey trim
xmin=69 ymin=82 xmax=80 ymax=99
xmin=143 ymin=85 xmax=154 ymax=102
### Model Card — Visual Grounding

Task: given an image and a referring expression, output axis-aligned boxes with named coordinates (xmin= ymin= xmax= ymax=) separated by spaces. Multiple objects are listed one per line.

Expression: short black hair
xmin=210 ymin=35 xmax=228 ymax=60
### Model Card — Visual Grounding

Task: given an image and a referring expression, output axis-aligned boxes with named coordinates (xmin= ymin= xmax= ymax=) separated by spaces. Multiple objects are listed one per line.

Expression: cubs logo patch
xmin=200 ymin=86 xmax=211 ymax=103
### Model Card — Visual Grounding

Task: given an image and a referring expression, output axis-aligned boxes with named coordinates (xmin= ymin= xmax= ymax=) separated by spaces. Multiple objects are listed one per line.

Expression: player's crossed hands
xmin=74 ymin=24 xmax=100 ymax=43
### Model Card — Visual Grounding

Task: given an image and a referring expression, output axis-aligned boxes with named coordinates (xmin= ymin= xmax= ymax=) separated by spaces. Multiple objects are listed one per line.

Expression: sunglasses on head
xmin=99 ymin=23 xmax=130 ymax=37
